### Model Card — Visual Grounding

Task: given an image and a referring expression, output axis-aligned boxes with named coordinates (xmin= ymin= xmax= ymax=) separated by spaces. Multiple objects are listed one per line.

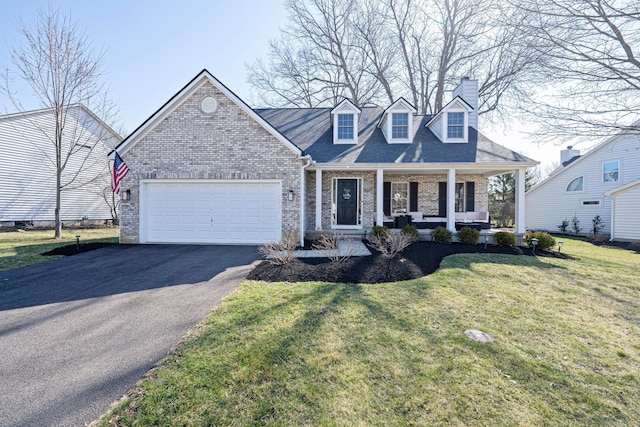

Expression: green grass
xmin=0 ymin=228 xmax=119 ymax=271
xmin=97 ymin=237 xmax=640 ymax=426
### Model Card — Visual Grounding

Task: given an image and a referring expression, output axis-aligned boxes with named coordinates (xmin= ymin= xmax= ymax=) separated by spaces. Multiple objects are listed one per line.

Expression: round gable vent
xmin=201 ymin=97 xmax=218 ymax=114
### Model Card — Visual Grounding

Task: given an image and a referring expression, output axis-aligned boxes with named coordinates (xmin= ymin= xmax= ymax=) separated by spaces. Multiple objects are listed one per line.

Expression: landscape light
xmin=531 ymin=237 xmax=539 ymax=255
xmin=558 ymin=241 xmax=564 ymax=252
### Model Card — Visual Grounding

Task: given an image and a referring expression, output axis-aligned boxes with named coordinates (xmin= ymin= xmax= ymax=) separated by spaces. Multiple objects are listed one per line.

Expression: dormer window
xmin=337 ymin=114 xmax=354 ymax=140
xmin=378 ymin=98 xmax=416 ymax=144
xmin=392 ymin=113 xmax=409 ymax=139
xmin=447 ymin=112 xmax=464 ymax=139
xmin=331 ymin=99 xmax=361 ymax=144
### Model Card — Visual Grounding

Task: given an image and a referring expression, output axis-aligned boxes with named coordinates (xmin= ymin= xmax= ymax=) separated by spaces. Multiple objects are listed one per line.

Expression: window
xmin=447 ymin=112 xmax=464 ymax=139
xmin=391 ymin=182 xmax=408 ymax=214
xmin=391 ymin=113 xmax=409 ymax=139
xmin=566 ymin=176 xmax=584 ymax=192
xmin=337 ymin=114 xmax=354 ymax=140
xmin=603 ymin=160 xmax=619 ymax=183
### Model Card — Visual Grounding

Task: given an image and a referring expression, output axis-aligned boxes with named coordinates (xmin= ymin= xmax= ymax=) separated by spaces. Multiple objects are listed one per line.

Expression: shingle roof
xmin=255 ymin=107 xmax=534 ymax=165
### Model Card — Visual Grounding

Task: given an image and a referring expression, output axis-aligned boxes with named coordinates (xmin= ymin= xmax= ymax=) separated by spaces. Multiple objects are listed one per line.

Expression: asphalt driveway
xmin=0 ymin=244 xmax=261 ymax=427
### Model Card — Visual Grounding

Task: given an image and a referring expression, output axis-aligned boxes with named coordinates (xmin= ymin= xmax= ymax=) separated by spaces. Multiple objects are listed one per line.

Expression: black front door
xmin=336 ymin=179 xmax=358 ymax=225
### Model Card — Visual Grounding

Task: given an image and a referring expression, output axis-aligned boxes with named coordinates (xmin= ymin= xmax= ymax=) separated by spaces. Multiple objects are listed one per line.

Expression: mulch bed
xmin=42 ymin=242 xmax=116 ymax=257
xmin=247 ymin=241 xmax=574 ymax=284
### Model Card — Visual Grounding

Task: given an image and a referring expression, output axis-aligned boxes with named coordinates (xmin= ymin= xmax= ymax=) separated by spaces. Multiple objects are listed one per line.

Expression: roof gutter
xmin=299 ymin=154 xmax=313 ymax=247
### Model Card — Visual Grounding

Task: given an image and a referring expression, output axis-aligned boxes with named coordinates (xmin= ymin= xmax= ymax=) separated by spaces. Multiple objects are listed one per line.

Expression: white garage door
xmin=141 ymin=181 xmax=282 ymax=244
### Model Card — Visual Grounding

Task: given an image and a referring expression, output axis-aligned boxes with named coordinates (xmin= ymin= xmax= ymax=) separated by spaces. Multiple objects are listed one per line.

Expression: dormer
xmin=331 ymin=99 xmax=361 ymax=144
xmin=377 ymin=98 xmax=417 ymax=144
xmin=425 ymin=96 xmax=474 ymax=143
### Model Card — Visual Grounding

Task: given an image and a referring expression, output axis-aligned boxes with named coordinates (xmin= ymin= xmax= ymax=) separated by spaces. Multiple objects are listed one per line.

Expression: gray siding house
xmin=526 ymin=121 xmax=640 ymax=241
xmin=0 ymin=105 xmax=121 ymax=227
xmin=114 ymin=69 xmax=536 ymax=245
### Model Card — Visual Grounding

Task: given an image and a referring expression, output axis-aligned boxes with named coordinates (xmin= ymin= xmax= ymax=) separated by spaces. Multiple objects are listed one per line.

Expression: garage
xmin=140 ymin=180 xmax=282 ymax=244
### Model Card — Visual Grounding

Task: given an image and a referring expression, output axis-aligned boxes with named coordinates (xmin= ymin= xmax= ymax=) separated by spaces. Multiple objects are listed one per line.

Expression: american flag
xmin=111 ymin=152 xmax=129 ymax=195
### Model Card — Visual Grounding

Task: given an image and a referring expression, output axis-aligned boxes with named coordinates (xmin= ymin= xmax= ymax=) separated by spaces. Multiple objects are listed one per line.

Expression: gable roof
xmin=256 ymin=107 xmax=536 ymax=171
xmin=330 ymin=98 xmax=362 ymax=115
xmin=376 ymin=97 xmax=417 ymax=128
xmin=605 ymin=178 xmax=640 ymax=196
xmin=0 ymin=104 xmax=122 ymax=142
xmin=527 ymin=118 xmax=640 ymax=195
xmin=425 ymin=96 xmax=474 ymax=128
xmin=112 ymin=69 xmax=302 ymax=158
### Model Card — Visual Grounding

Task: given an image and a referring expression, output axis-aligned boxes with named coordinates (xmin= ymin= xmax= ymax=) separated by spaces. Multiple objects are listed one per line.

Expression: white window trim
xmin=333 ymin=112 xmax=358 ymax=144
xmin=565 ymin=176 xmax=585 ymax=193
xmin=390 ymin=181 xmax=409 ymax=216
xmin=602 ymin=160 xmax=620 ymax=184
xmin=443 ymin=109 xmax=468 ymax=143
xmin=385 ymin=110 xmax=413 ymax=144
xmin=454 ymin=181 xmax=466 ymax=212
xmin=330 ymin=177 xmax=363 ymax=229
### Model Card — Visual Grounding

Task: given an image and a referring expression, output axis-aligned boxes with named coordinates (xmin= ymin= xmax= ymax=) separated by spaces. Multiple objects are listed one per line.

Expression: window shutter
xmin=438 ymin=182 xmax=447 ymax=217
xmin=465 ymin=182 xmax=475 ymax=212
xmin=383 ymin=182 xmax=391 ymax=216
xmin=409 ymin=182 xmax=418 ymax=212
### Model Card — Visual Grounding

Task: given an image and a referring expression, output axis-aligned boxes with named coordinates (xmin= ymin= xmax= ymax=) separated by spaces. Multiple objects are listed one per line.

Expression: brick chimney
xmin=452 ymin=77 xmax=478 ymax=129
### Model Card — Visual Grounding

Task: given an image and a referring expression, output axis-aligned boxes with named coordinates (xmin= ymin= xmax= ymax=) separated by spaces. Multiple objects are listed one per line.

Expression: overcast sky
xmin=0 ymin=0 xmax=560 ymax=170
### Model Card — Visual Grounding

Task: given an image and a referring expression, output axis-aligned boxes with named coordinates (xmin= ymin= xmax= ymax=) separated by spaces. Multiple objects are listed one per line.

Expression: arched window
xmin=566 ymin=176 xmax=584 ymax=192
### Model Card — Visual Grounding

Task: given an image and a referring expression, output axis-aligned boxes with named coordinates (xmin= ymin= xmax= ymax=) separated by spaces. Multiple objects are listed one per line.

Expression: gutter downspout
xmin=299 ymin=154 xmax=312 ymax=247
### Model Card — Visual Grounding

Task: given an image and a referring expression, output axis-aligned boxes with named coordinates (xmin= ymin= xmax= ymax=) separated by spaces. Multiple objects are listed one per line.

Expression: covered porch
xmin=305 ymin=165 xmax=529 ymax=237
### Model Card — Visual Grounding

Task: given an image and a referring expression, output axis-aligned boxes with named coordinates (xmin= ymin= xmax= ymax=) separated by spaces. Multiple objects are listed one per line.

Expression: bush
xmin=458 ymin=227 xmax=480 ymax=245
xmin=591 ymin=214 xmax=605 ymax=235
xmin=571 ymin=213 xmax=581 ymax=234
xmin=312 ymin=233 xmax=354 ymax=262
xmin=558 ymin=218 xmax=569 ymax=234
xmin=401 ymin=225 xmax=419 ymax=242
xmin=371 ymin=225 xmax=390 ymax=241
xmin=432 ymin=226 xmax=452 ymax=244
xmin=493 ymin=231 xmax=516 ymax=247
xmin=524 ymin=231 xmax=556 ymax=251
xmin=368 ymin=231 xmax=414 ymax=259
xmin=258 ymin=233 xmax=298 ymax=265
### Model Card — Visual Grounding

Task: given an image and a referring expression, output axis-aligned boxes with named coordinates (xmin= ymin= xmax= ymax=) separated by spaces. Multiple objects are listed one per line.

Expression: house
xmin=113 ymin=69 xmax=536 ymax=245
xmin=0 ymin=105 xmax=122 ymax=227
xmin=526 ymin=121 xmax=640 ymax=241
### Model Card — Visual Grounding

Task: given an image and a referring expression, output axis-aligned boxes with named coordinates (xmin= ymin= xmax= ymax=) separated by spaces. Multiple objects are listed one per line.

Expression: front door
xmin=336 ymin=179 xmax=358 ymax=225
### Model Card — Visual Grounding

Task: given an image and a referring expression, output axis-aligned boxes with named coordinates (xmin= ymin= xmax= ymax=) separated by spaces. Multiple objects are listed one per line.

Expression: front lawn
xmin=97 ymin=237 xmax=640 ymax=426
xmin=0 ymin=228 xmax=119 ymax=271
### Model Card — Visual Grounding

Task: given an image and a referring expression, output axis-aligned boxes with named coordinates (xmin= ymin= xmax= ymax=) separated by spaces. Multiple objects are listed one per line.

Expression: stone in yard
xmin=464 ymin=329 xmax=493 ymax=342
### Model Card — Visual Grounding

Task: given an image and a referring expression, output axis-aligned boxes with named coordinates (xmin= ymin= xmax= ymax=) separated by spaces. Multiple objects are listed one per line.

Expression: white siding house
xmin=0 ymin=105 xmax=122 ymax=226
xmin=526 ymin=122 xmax=640 ymax=240
xmin=606 ymin=180 xmax=640 ymax=241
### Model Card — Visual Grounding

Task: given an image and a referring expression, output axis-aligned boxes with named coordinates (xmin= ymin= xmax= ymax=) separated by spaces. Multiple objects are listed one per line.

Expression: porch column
xmin=376 ymin=169 xmax=384 ymax=227
xmin=315 ymin=169 xmax=322 ymax=230
xmin=447 ymin=168 xmax=456 ymax=232
xmin=515 ymin=167 xmax=526 ymax=234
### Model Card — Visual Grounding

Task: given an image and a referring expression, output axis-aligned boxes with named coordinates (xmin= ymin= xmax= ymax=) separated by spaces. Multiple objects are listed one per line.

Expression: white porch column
xmin=447 ymin=168 xmax=456 ymax=232
xmin=315 ymin=169 xmax=323 ymax=230
xmin=515 ymin=167 xmax=526 ymax=234
xmin=376 ymin=169 xmax=384 ymax=227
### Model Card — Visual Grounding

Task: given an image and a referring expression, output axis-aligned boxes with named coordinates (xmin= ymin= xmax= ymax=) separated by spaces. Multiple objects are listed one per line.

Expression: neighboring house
xmin=113 ymin=69 xmax=536 ymax=245
xmin=526 ymin=121 xmax=640 ymax=241
xmin=0 ymin=105 xmax=122 ymax=227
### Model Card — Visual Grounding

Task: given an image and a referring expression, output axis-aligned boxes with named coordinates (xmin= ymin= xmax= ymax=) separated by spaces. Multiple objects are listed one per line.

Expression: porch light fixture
xmin=288 ymin=189 xmax=294 ymax=201
xmin=531 ymin=237 xmax=539 ymax=255
xmin=123 ymin=189 xmax=131 ymax=201
xmin=558 ymin=241 xmax=564 ymax=252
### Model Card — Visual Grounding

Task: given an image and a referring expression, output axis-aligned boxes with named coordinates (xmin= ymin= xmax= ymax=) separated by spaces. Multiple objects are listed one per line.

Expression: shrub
xmin=493 ymin=231 xmax=516 ymax=247
xmin=312 ymin=233 xmax=355 ymax=262
xmin=558 ymin=218 xmax=569 ymax=234
xmin=371 ymin=225 xmax=390 ymax=241
xmin=258 ymin=233 xmax=298 ymax=265
xmin=401 ymin=225 xmax=419 ymax=242
xmin=432 ymin=226 xmax=452 ymax=244
xmin=591 ymin=214 xmax=605 ymax=235
xmin=458 ymin=227 xmax=480 ymax=245
xmin=571 ymin=213 xmax=581 ymax=234
xmin=524 ymin=231 xmax=556 ymax=251
xmin=368 ymin=231 xmax=414 ymax=259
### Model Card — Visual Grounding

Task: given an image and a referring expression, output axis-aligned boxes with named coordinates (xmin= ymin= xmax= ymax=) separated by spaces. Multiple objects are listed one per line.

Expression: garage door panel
xmin=142 ymin=181 xmax=282 ymax=244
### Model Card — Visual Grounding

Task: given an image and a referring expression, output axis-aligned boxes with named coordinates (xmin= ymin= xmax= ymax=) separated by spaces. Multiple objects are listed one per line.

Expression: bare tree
xmin=510 ymin=0 xmax=640 ymax=142
xmin=1 ymin=7 xmax=118 ymax=238
xmin=248 ymin=0 xmax=543 ymax=121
